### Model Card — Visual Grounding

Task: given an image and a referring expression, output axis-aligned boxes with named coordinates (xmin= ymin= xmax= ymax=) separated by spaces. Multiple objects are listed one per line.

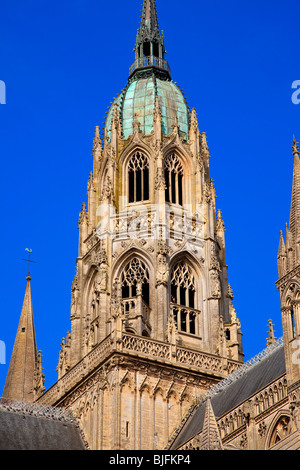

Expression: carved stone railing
xmin=176 ymin=346 xmax=222 ymax=373
xmin=122 ymin=333 xmax=171 ymax=361
xmin=38 ymin=331 xmax=242 ymax=407
xmin=122 ymin=333 xmax=241 ymax=375
xmin=129 ymin=55 xmax=171 ymax=77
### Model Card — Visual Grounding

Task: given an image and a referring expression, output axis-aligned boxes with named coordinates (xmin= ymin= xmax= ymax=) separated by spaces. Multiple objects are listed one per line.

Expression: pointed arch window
xmin=128 ymin=152 xmax=149 ymax=203
xmin=121 ymin=258 xmax=150 ymax=306
xmin=170 ymin=261 xmax=197 ymax=335
xmin=269 ymin=416 xmax=292 ymax=448
xmin=164 ymin=153 xmax=183 ymax=205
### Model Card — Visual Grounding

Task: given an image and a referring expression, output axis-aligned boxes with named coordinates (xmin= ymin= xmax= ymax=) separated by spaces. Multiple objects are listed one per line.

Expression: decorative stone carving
xmin=156 ymin=252 xmax=169 ymax=286
xmin=78 ymin=202 xmax=88 ymax=227
xmin=210 ymin=270 xmax=221 ymax=299
xmin=154 ymin=167 xmax=167 ymax=190
xmin=94 ymin=261 xmax=108 ymax=293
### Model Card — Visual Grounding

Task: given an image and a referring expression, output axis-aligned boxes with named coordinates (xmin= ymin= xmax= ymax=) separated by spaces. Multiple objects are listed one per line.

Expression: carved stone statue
xmin=156 ymin=253 xmax=169 ymax=286
xmin=210 ymin=270 xmax=221 ymax=299
xmin=95 ymin=261 xmax=108 ymax=293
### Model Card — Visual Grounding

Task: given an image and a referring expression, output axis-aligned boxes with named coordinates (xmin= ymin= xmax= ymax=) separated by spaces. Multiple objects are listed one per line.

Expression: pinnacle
xmin=199 ymin=398 xmax=223 ymax=450
xmin=289 ymin=139 xmax=300 ymax=243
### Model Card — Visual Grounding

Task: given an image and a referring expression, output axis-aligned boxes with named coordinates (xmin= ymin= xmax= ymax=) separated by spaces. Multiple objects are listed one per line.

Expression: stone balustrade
xmin=38 ymin=331 xmax=241 ymax=406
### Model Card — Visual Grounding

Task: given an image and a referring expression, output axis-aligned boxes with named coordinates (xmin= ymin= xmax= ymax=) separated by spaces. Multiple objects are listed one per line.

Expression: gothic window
xmin=164 ymin=153 xmax=183 ymax=205
xmin=170 ymin=261 xmax=196 ymax=334
xmin=121 ymin=258 xmax=150 ymax=306
xmin=269 ymin=416 xmax=292 ymax=447
xmin=128 ymin=152 xmax=149 ymax=203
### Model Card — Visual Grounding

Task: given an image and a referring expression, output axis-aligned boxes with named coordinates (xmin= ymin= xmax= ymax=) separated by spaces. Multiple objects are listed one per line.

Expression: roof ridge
xmin=0 ymin=398 xmax=74 ymax=423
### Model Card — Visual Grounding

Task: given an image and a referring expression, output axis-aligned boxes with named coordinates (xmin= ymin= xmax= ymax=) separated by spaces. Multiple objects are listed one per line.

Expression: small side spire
xmin=266 ymin=319 xmax=277 ymax=347
xmin=289 ymin=137 xmax=300 ymax=249
xmin=199 ymin=398 xmax=223 ymax=450
xmin=277 ymin=230 xmax=287 ymax=279
xmin=92 ymin=125 xmax=102 ymax=170
xmin=3 ymin=251 xmax=44 ymax=402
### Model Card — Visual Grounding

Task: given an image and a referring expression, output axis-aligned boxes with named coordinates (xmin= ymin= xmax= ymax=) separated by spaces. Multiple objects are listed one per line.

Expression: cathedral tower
xmin=37 ymin=0 xmax=243 ymax=450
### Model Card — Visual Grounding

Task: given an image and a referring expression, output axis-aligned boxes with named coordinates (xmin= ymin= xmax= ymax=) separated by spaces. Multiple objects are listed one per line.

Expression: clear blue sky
xmin=0 ymin=0 xmax=299 ymax=395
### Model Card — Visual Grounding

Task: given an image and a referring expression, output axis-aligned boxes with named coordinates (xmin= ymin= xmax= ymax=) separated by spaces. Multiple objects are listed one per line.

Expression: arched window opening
xmin=164 ymin=154 xmax=183 ymax=205
xmin=143 ymin=41 xmax=151 ymax=57
xmin=291 ymin=306 xmax=296 ymax=338
xmin=153 ymin=42 xmax=159 ymax=58
xmin=170 ymin=261 xmax=197 ymax=335
xmin=121 ymin=258 xmax=150 ymax=306
xmin=128 ymin=152 xmax=150 ymax=203
xmin=269 ymin=416 xmax=292 ymax=448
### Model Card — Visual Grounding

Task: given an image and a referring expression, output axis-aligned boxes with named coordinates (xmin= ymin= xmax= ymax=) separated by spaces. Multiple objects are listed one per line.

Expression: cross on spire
xmin=22 ymin=248 xmax=37 ymax=279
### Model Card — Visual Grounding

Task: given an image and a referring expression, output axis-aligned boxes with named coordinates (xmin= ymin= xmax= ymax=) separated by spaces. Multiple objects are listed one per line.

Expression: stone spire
xmin=276 ymin=138 xmax=300 ymax=390
xmin=277 ymin=230 xmax=287 ymax=279
xmin=3 ymin=273 xmax=41 ymax=402
xmin=277 ymin=138 xmax=300 ymax=278
xmin=199 ymin=398 xmax=223 ymax=450
xmin=138 ymin=0 xmax=161 ymax=43
xmin=289 ymin=137 xmax=300 ymax=252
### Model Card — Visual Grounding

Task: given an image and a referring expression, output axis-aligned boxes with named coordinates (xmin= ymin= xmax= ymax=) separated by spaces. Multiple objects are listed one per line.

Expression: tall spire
xmin=277 ymin=138 xmax=300 ymax=278
xmin=288 ymin=137 xmax=300 ymax=269
xmin=129 ymin=0 xmax=170 ymax=80
xmin=2 ymin=255 xmax=43 ymax=402
xmin=289 ymin=137 xmax=300 ymax=241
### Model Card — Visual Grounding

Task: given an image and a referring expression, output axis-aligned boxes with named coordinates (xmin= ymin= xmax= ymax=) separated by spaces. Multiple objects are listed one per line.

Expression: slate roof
xmin=0 ymin=399 xmax=88 ymax=450
xmin=170 ymin=338 xmax=286 ymax=450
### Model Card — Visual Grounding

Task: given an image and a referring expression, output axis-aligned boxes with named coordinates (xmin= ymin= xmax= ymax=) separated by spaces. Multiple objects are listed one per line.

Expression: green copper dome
xmin=104 ymin=0 xmax=190 ymax=142
xmin=105 ymin=76 xmax=190 ymax=142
